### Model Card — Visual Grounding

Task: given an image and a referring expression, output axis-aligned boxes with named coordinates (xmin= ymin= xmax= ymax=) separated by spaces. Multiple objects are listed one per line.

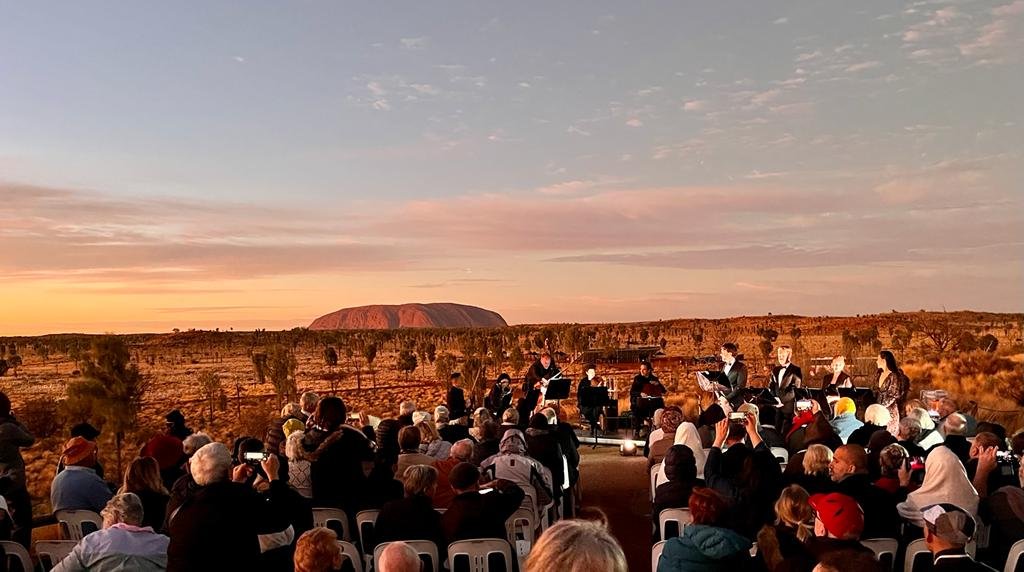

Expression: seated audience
xmin=397 ymin=400 xmax=416 ymax=427
xmin=896 ymin=417 xmax=928 ymax=459
xmin=472 ymin=420 xmax=501 ymax=465
xmin=164 ymin=410 xmax=192 ymax=441
xmin=374 ymin=465 xmax=446 ymax=560
xmin=812 ymin=549 xmax=884 ymax=572
xmin=921 ymin=503 xmax=993 ymax=571
xmin=285 ymin=430 xmax=312 ymax=498
xmin=873 ymin=443 xmax=909 ymax=494
xmin=804 ymin=493 xmax=873 ymax=561
xmin=541 ymin=406 xmax=581 ymax=485
xmin=293 ymin=527 xmax=342 ymax=572
xmin=52 ymin=493 xmax=169 ymax=572
xmin=829 ymin=398 xmax=863 ymax=444
xmin=908 ymin=407 xmax=944 ymax=451
xmin=442 ymin=462 xmax=524 ymax=544
xmin=298 ymin=391 xmax=318 ymax=422
xmin=646 ymin=408 xmax=667 ymax=454
xmin=51 ymin=437 xmax=114 ymax=514
xmin=432 ymin=438 xmax=474 ymax=508
xmin=266 ymin=402 xmax=303 ymax=458
xmin=789 ymin=444 xmax=834 ymax=495
xmin=897 ymin=446 xmax=979 ymax=527
xmin=977 ymin=458 xmax=1024 ymax=569
xmin=658 ymin=487 xmax=754 ymax=571
xmin=739 ymin=403 xmax=785 ymax=449
xmin=940 ymin=413 xmax=971 ymax=467
xmin=396 ymin=426 xmax=437 ymax=478
xmin=847 ymin=404 xmax=890 ymax=448
xmin=436 ymin=405 xmax=470 ymax=443
xmin=659 ymin=421 xmax=707 ymax=482
xmin=829 ymin=444 xmax=899 ymax=538
xmin=302 ymin=396 xmax=375 ymax=515
xmin=653 ymin=445 xmax=699 ymax=538
xmin=181 ymin=433 xmax=212 ymax=458
xmin=787 ymin=408 xmax=843 ymax=455
xmin=499 ymin=408 xmax=520 ymax=438
xmin=697 ymin=404 xmax=726 ymax=448
xmin=704 ymin=414 xmax=783 ymax=538
xmin=480 ymin=429 xmax=553 ymax=509
xmin=865 ymin=430 xmax=898 ymax=480
xmin=527 ymin=519 xmax=628 ymax=572
xmin=118 ymin=456 xmax=170 ymax=531
xmin=468 ymin=407 xmax=493 ymax=441
xmin=140 ymin=432 xmax=186 ymax=491
xmin=937 ymin=397 xmax=976 ymax=437
xmin=525 ymin=413 xmax=565 ymax=502
xmin=417 ymin=419 xmax=451 ymax=460
xmin=756 ymin=484 xmax=815 ymax=572
xmin=166 ymin=442 xmax=291 ymax=571
xmin=378 ymin=541 xmax=421 ymax=572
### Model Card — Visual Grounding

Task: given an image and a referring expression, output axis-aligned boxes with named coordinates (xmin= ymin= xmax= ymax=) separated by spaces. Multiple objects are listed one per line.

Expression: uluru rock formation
xmin=308 ymin=303 xmax=508 ymax=330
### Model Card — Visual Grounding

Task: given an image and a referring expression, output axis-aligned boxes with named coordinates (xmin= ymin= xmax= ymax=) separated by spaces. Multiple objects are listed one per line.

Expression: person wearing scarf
xmin=649 ymin=407 xmax=684 ymax=468
xmin=657 ymin=423 xmax=708 ymax=487
xmin=897 ymin=446 xmax=979 ymax=527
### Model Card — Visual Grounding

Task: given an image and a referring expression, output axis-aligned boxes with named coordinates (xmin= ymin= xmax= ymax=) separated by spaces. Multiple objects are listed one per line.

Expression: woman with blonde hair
xmin=526 ymin=519 xmax=627 ymax=572
xmin=756 ymin=485 xmax=815 ymax=571
xmin=417 ymin=420 xmax=452 ymax=460
xmin=118 ymin=456 xmax=170 ymax=530
xmin=788 ymin=444 xmax=833 ymax=494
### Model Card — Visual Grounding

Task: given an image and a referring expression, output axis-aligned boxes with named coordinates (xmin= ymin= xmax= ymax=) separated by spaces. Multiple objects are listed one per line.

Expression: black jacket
xmin=724 ymin=361 xmax=748 ymax=406
xmin=833 ymin=473 xmax=900 ymax=539
xmin=847 ymin=423 xmax=887 ymax=448
xmin=374 ymin=494 xmax=447 ymax=560
xmin=447 ymin=386 xmax=468 ymax=420
xmin=167 ymin=480 xmax=291 ymax=572
xmin=525 ymin=429 xmax=564 ymax=497
xmin=441 ymin=481 xmax=524 ymax=544
xmin=770 ymin=364 xmax=803 ymax=403
xmin=303 ymin=426 xmax=375 ymax=514
xmin=820 ymin=372 xmax=851 ymax=391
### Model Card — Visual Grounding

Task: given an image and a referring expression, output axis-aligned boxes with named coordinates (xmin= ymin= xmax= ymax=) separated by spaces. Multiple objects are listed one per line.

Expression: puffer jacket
xmin=657 ymin=524 xmax=753 ymax=572
xmin=830 ymin=413 xmax=864 ymax=444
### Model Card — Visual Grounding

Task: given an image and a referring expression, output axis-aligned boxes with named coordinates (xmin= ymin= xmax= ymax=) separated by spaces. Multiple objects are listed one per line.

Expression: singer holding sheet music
xmin=769 ymin=345 xmax=802 ymax=429
xmin=720 ymin=343 xmax=748 ymax=408
xmin=630 ymin=360 xmax=665 ymax=438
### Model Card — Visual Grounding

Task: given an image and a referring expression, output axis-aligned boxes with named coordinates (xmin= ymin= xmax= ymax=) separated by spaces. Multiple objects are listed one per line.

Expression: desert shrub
xmin=905 ymin=350 xmax=1024 ymax=431
xmin=18 ymin=398 xmax=66 ymax=438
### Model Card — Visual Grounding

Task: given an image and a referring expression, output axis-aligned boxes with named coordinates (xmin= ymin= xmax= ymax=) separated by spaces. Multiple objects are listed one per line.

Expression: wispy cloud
xmin=400 ymin=36 xmax=428 ymax=50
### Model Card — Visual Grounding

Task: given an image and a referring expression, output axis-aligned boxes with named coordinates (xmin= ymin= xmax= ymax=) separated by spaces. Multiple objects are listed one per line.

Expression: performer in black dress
xmin=630 ymin=361 xmax=666 ymax=438
xmin=820 ymin=355 xmax=852 ymax=391
xmin=519 ymin=351 xmax=559 ymax=423
xmin=485 ymin=373 xmax=513 ymax=417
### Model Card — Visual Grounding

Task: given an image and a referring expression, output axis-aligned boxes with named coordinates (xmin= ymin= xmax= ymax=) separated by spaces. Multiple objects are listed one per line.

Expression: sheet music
xmin=696 ymin=372 xmax=730 ymax=393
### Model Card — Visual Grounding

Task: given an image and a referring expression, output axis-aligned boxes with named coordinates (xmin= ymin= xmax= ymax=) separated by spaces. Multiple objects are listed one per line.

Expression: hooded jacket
xmin=657 ymin=524 xmax=752 ymax=572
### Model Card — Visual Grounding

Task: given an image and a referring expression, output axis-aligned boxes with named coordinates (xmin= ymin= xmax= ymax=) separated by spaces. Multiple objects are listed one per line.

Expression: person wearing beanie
xmin=440 ymin=462 xmax=524 ymax=546
xmin=51 ymin=437 xmax=114 ymax=514
xmin=165 ymin=410 xmax=193 ymax=441
xmin=922 ymin=503 xmax=995 ymax=571
xmin=829 ymin=397 xmax=863 ymax=443
xmin=804 ymin=492 xmax=874 ymax=562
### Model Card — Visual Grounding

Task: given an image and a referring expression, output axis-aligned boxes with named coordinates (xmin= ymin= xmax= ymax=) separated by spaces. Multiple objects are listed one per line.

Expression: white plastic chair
xmin=35 ymin=539 xmax=78 ymax=571
xmin=770 ymin=447 xmax=789 ymax=464
xmin=861 ymin=538 xmax=898 ymax=571
xmin=55 ymin=509 xmax=103 ymax=541
xmin=447 ymin=538 xmax=513 ymax=572
xmin=374 ymin=540 xmax=440 ymax=572
xmin=312 ymin=507 xmax=351 ymax=541
xmin=649 ymin=462 xmax=661 ymax=502
xmin=505 ymin=507 xmax=536 ymax=566
xmin=0 ymin=541 xmax=32 ymax=572
xmin=355 ymin=509 xmax=379 ymax=570
xmin=903 ymin=538 xmax=930 ymax=572
xmin=1006 ymin=538 xmax=1024 ymax=572
xmin=651 ymin=540 xmax=666 ymax=572
xmin=658 ymin=508 xmax=693 ymax=541
xmin=336 ymin=540 xmax=363 ymax=572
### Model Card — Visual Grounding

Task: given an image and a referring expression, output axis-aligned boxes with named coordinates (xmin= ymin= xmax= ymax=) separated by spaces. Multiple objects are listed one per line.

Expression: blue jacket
xmin=51 ymin=466 xmax=113 ymax=514
xmin=657 ymin=524 xmax=752 ymax=572
xmin=830 ymin=413 xmax=864 ymax=443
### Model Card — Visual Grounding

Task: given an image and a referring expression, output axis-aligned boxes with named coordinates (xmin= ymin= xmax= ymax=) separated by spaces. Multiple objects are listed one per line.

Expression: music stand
xmin=588 ymin=387 xmax=612 ymax=448
xmin=545 ymin=378 xmax=571 ymax=400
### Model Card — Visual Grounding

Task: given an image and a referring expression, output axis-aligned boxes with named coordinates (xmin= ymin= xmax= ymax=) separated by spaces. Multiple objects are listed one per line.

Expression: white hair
xmin=943 ymin=413 xmax=967 ymax=436
xmin=399 ymin=400 xmax=417 ymax=416
xmin=300 ymin=392 xmax=319 ymax=412
xmin=908 ymin=407 xmax=936 ymax=431
xmin=102 ymin=492 xmax=144 ymax=526
xmin=434 ymin=406 xmax=450 ymax=423
xmin=190 ymin=442 xmax=232 ymax=486
xmin=378 ymin=541 xmax=420 ymax=572
xmin=182 ymin=432 xmax=213 ymax=457
xmin=412 ymin=410 xmax=432 ymax=426
xmin=281 ymin=402 xmax=302 ymax=419
xmin=285 ymin=430 xmax=306 ymax=462
xmin=864 ymin=404 xmax=892 ymax=427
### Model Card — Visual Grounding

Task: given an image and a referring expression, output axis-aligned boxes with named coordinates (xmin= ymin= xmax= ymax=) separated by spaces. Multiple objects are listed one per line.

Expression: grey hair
xmin=101 ymin=492 xmax=144 ymax=526
xmin=943 ymin=413 xmax=967 ymax=436
xmin=182 ymin=432 xmax=213 ymax=457
xmin=864 ymin=404 xmax=892 ymax=427
xmin=899 ymin=417 xmax=922 ymax=441
xmin=285 ymin=430 xmax=307 ymax=462
xmin=434 ymin=406 xmax=450 ymax=423
xmin=191 ymin=442 xmax=232 ymax=486
xmin=907 ymin=407 xmax=936 ymax=431
xmin=451 ymin=439 xmax=475 ymax=462
xmin=399 ymin=400 xmax=417 ymax=416
xmin=281 ymin=402 xmax=302 ymax=419
xmin=299 ymin=392 xmax=319 ymax=412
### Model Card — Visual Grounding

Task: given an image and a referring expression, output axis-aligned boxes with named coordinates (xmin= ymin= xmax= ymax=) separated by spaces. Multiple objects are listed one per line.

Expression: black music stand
xmin=545 ymin=378 xmax=572 ymax=400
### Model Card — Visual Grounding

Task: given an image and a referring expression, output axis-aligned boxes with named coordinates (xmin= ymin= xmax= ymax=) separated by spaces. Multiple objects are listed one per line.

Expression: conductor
xmin=630 ymin=361 xmax=665 ymax=438
xmin=720 ymin=342 xmax=748 ymax=408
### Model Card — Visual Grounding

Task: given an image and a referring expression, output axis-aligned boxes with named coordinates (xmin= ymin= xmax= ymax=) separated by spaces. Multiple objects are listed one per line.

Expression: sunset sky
xmin=2 ymin=2 xmax=1022 ymax=335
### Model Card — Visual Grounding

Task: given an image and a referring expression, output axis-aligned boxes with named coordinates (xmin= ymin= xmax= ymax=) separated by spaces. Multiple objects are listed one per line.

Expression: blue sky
xmin=1 ymin=1 xmax=1022 ymax=333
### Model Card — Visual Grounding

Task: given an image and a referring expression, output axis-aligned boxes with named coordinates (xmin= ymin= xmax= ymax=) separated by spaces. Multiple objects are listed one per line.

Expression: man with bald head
xmin=830 ymin=444 xmax=899 ymax=538
xmin=377 ymin=541 xmax=421 ymax=572
xmin=431 ymin=439 xmax=475 ymax=508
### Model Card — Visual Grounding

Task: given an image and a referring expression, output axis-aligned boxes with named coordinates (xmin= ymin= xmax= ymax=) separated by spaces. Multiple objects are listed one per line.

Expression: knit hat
xmin=922 ymin=503 xmax=976 ymax=545
xmin=809 ymin=493 xmax=864 ymax=540
xmin=282 ymin=418 xmax=305 ymax=438
xmin=62 ymin=437 xmax=97 ymax=466
xmin=70 ymin=422 xmax=101 ymax=441
xmin=166 ymin=409 xmax=186 ymax=425
xmin=141 ymin=434 xmax=185 ymax=470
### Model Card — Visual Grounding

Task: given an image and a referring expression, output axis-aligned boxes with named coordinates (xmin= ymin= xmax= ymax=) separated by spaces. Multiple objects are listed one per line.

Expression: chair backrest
xmin=435 ymin=508 xmax=447 ymax=514
xmin=36 ymin=539 xmax=79 ymax=571
xmin=54 ymin=509 xmax=103 ymax=541
xmin=336 ymin=540 xmax=364 ymax=572
xmin=448 ymin=538 xmax=514 ymax=572
xmin=861 ymin=538 xmax=898 ymax=572
xmin=903 ymin=538 xmax=930 ymax=572
xmin=505 ymin=507 xmax=536 ymax=565
xmin=374 ymin=540 xmax=440 ymax=572
xmin=658 ymin=508 xmax=693 ymax=541
xmin=1006 ymin=538 xmax=1024 ymax=572
xmin=651 ymin=540 xmax=666 ymax=572
xmin=312 ymin=507 xmax=351 ymax=541
xmin=355 ymin=509 xmax=379 ymax=554
xmin=649 ymin=462 xmax=661 ymax=502
xmin=770 ymin=447 xmax=789 ymax=464
xmin=0 ymin=541 xmax=33 ymax=572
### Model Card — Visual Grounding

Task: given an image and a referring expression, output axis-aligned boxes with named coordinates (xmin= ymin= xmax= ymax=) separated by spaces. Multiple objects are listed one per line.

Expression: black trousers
xmin=632 ymin=398 xmax=664 ymax=431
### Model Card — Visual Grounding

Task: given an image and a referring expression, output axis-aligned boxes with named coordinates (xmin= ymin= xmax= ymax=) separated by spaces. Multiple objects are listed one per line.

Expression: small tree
xmin=363 ymin=343 xmax=378 ymax=387
xmin=434 ymin=353 xmax=456 ymax=389
xmin=266 ymin=344 xmax=297 ymax=406
xmin=978 ymin=334 xmax=999 ymax=353
xmin=397 ymin=349 xmax=418 ymax=381
xmin=198 ymin=371 xmax=223 ymax=427
xmin=251 ymin=352 xmax=268 ymax=385
xmin=323 ymin=346 xmax=339 ymax=369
